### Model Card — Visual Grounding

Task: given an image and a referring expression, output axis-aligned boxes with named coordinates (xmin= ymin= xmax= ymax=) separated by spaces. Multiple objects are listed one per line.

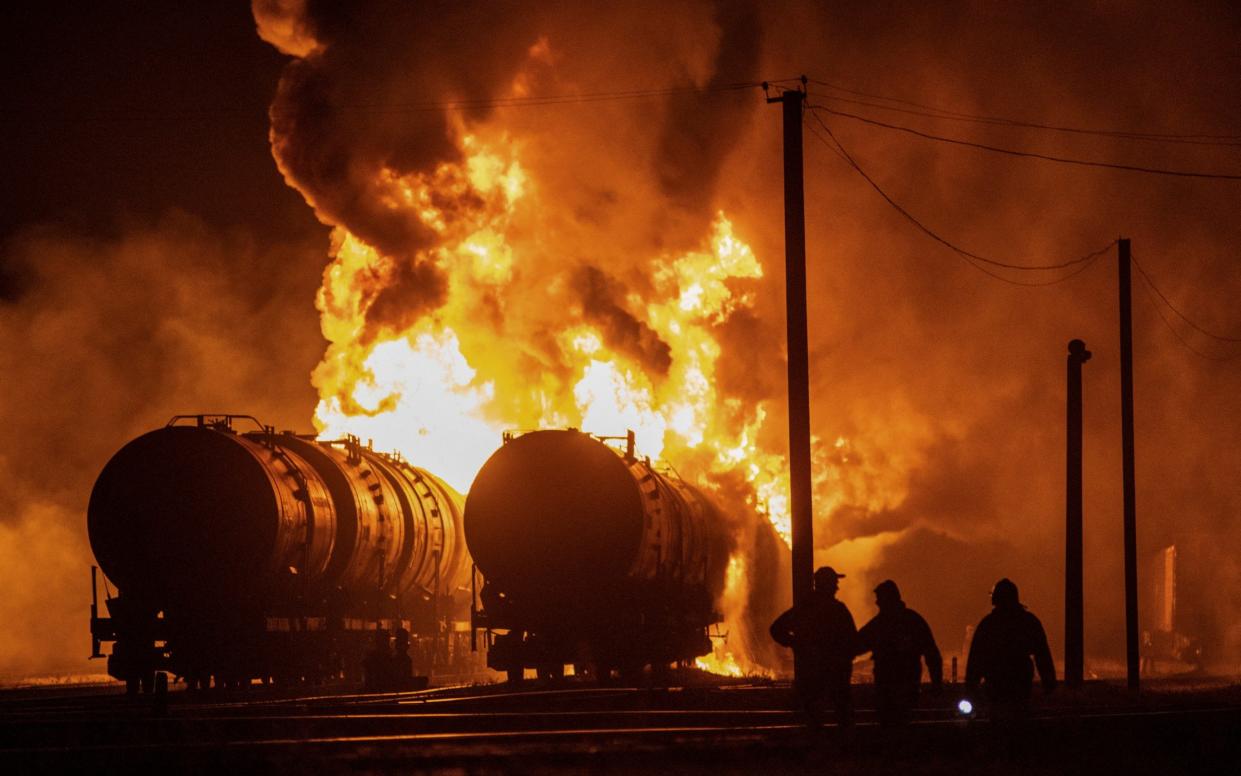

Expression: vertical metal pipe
xmin=470 ymin=564 xmax=478 ymax=653
xmin=432 ymin=549 xmax=441 ymax=675
xmin=779 ymin=90 xmax=814 ymax=686
xmin=90 ymin=565 xmax=100 ymax=658
xmin=1118 ymin=238 xmax=1140 ymax=691
xmin=1066 ymin=339 xmax=1091 ymax=687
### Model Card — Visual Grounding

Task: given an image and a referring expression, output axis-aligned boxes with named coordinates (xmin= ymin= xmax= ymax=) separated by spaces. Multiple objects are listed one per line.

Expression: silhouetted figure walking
xmin=770 ymin=566 xmax=857 ymax=726
xmin=965 ymin=578 xmax=1056 ymax=715
xmin=856 ymin=579 xmax=943 ymax=726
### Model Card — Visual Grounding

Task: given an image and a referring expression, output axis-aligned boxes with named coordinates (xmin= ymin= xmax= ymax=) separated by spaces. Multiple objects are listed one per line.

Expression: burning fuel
xmin=242 ymin=1 xmax=1241 ymax=678
xmin=253 ymin=4 xmax=801 ymax=673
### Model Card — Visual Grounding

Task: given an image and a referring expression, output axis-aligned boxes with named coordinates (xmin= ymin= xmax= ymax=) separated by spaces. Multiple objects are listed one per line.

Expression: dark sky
xmin=1 ymin=1 xmax=1239 ymax=677
xmin=0 ymin=2 xmax=328 ymax=425
xmin=2 ymin=2 xmax=316 ymax=243
xmin=0 ymin=2 xmax=330 ymax=675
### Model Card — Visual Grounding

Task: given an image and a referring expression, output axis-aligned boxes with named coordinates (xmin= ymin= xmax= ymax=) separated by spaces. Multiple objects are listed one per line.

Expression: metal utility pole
xmin=1118 ymin=237 xmax=1140 ymax=691
xmin=768 ymin=80 xmax=813 ymax=687
xmin=1065 ymin=339 xmax=1091 ymax=688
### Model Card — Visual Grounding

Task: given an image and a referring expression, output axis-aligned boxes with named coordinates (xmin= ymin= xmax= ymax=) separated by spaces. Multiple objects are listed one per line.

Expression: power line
xmin=803 ymin=108 xmax=1115 ymax=285
xmin=2 ymin=81 xmax=778 ymax=124
xmin=806 ymin=97 xmax=1240 ymax=357
xmin=814 ymin=92 xmax=1241 ymax=149
xmin=1131 ymin=254 xmax=1241 ymax=342
xmin=807 ymin=76 xmax=1241 ymax=144
xmin=1135 ymin=269 xmax=1241 ymax=361
xmin=805 ymin=109 xmax=1112 ymax=285
xmin=311 ymin=75 xmax=802 ymax=113
xmin=803 ymin=115 xmax=1106 ymax=286
xmin=359 ymin=80 xmax=766 ymax=110
xmin=802 ymin=115 xmax=851 ymax=166
xmin=809 ymin=104 xmax=1241 ymax=181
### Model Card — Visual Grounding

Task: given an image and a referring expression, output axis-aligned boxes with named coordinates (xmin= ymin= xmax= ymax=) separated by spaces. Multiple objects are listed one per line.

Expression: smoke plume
xmin=6 ymin=2 xmax=1239 ymax=680
xmin=0 ymin=215 xmax=323 ymax=677
xmin=250 ymin=1 xmax=1241 ymax=675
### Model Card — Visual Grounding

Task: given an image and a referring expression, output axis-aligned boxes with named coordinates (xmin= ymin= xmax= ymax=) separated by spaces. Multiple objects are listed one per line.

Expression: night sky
xmin=1 ymin=2 xmax=1239 ymax=678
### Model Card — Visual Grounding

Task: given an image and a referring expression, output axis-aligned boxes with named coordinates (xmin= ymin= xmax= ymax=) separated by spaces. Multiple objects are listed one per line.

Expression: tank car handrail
xmin=316 ymin=434 xmax=370 ymax=464
xmin=165 ymin=414 xmax=267 ymax=433
xmin=655 ymin=459 xmax=684 ymax=481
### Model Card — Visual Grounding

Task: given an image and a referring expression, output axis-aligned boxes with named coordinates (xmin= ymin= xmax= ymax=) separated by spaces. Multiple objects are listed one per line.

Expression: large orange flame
xmin=311 ymin=138 xmax=790 ymax=543
xmin=306 ymin=134 xmax=793 ymax=675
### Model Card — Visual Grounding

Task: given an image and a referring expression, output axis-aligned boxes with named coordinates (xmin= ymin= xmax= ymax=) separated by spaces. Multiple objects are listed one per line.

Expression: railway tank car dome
xmin=464 ymin=429 xmax=646 ymax=594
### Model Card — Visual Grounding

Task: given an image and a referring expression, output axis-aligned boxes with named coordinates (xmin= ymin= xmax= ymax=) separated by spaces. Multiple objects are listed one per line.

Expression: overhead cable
xmin=5 ymin=81 xmax=780 ymax=124
xmin=1135 ymin=270 xmax=1240 ymax=361
xmin=814 ymin=93 xmax=1241 ymax=149
xmin=809 ymin=105 xmax=1241 ymax=181
xmin=1131 ymin=255 xmax=1241 ymax=342
xmin=807 ymin=77 xmax=1241 ymax=144
xmin=803 ymin=109 xmax=1115 ymax=285
xmin=408 ymin=80 xmax=765 ymax=109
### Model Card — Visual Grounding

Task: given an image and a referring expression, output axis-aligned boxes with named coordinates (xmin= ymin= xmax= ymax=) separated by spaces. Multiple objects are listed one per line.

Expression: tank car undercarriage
xmin=474 ymin=579 xmax=716 ymax=681
xmin=90 ymin=575 xmax=476 ymax=692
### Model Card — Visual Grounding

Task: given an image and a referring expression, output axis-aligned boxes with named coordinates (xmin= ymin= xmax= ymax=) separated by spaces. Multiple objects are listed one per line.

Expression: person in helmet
xmin=965 ymin=578 xmax=1057 ymax=712
xmin=855 ymin=579 xmax=943 ymax=726
xmin=770 ymin=566 xmax=858 ymax=726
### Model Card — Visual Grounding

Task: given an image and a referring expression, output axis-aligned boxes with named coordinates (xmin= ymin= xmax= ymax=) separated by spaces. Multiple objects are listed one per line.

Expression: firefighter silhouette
xmin=770 ymin=566 xmax=857 ymax=726
xmin=965 ymin=578 xmax=1057 ymax=714
xmin=855 ymin=579 xmax=943 ymax=726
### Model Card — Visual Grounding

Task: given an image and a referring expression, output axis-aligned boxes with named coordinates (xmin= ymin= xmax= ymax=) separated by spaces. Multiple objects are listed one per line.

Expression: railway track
xmin=3 ymin=681 xmax=1240 ymax=773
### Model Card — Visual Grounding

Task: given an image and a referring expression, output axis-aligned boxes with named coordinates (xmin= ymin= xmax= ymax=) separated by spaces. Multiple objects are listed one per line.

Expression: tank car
xmin=87 ymin=414 xmax=477 ymax=691
xmin=465 ymin=429 xmax=731 ymax=680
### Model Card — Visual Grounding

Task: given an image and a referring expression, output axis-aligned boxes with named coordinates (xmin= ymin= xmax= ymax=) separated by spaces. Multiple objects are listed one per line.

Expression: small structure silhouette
xmin=965 ymin=578 xmax=1057 ymax=715
xmin=363 ymin=628 xmax=392 ymax=691
xmin=855 ymin=579 xmax=943 ymax=726
xmin=770 ymin=566 xmax=857 ymax=726
xmin=391 ymin=627 xmax=414 ymax=689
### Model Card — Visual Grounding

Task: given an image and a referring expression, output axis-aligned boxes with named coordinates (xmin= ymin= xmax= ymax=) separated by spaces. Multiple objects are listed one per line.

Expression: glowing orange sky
xmin=1 ymin=2 xmax=1239 ymax=678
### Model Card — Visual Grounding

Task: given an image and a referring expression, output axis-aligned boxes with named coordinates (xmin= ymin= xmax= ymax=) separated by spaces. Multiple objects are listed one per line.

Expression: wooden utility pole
xmin=1065 ymin=339 xmax=1091 ymax=687
xmin=768 ymin=81 xmax=813 ymax=688
xmin=1118 ymin=237 xmax=1140 ymax=691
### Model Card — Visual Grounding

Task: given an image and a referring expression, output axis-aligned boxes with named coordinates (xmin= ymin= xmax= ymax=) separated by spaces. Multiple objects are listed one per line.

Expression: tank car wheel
xmin=505 ymin=667 xmax=524 ymax=683
xmin=537 ymin=663 xmax=564 ymax=681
